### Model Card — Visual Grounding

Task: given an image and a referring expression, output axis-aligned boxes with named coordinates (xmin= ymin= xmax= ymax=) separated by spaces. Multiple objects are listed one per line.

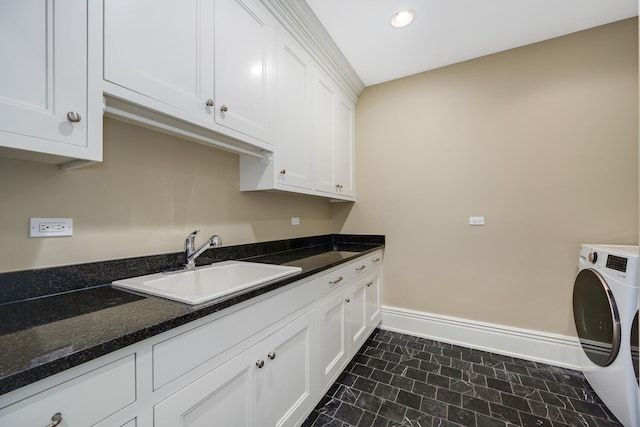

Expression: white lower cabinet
xmin=347 ymin=280 xmax=368 ymax=355
xmin=0 ymin=354 xmax=136 ymax=426
xmin=155 ymin=309 xmax=316 ymax=427
xmin=318 ymin=251 xmax=384 ymax=394
xmin=317 ymin=289 xmax=349 ymax=392
xmin=317 ymin=280 xmax=370 ymax=394
xmin=0 ymin=251 xmax=382 ymax=426
xmin=365 ymin=269 xmax=383 ymax=327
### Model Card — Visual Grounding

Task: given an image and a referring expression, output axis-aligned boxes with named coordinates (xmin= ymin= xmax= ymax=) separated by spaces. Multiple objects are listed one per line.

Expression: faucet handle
xmin=210 ymin=235 xmax=222 ymax=247
xmin=188 ymin=229 xmax=200 ymax=238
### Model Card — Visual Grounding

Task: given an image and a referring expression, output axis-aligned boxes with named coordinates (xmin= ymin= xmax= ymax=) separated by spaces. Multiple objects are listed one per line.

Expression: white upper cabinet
xmin=313 ymin=68 xmax=337 ymax=195
xmin=104 ymin=0 xmax=215 ymax=126
xmin=240 ymin=61 xmax=356 ymax=201
xmin=239 ymin=29 xmax=314 ymax=193
xmin=313 ymin=67 xmax=355 ymax=199
xmin=214 ymin=0 xmax=275 ymax=144
xmin=0 ymin=0 xmax=102 ymax=165
xmin=104 ymin=0 xmax=275 ymax=149
xmin=273 ymin=29 xmax=314 ymax=190
xmin=334 ymin=96 xmax=356 ymax=197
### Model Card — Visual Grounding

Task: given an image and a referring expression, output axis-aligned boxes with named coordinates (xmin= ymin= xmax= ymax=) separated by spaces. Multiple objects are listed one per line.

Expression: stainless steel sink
xmin=112 ymin=261 xmax=302 ymax=305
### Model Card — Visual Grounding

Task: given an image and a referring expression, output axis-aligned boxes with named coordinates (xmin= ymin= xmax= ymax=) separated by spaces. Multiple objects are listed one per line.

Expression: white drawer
xmin=0 ymin=354 xmax=136 ymax=426
xmin=153 ymin=279 xmax=315 ymax=389
xmin=368 ymin=251 xmax=384 ymax=270
xmin=349 ymin=250 xmax=384 ymax=279
xmin=316 ymin=264 xmax=352 ymax=298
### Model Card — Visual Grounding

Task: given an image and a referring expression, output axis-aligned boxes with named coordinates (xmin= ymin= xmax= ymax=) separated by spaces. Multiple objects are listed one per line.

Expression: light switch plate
xmin=30 ymin=218 xmax=73 ymax=237
xmin=291 ymin=217 xmax=300 ymax=226
xmin=469 ymin=216 xmax=485 ymax=226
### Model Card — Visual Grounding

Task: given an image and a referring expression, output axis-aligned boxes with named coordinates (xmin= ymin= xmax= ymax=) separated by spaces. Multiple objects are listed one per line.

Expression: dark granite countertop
xmin=0 ymin=234 xmax=384 ymax=396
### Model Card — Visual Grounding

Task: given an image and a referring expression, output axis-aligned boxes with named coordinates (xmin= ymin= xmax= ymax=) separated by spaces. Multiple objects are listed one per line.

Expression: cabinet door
xmin=261 ymin=310 xmax=316 ymax=427
xmin=365 ymin=270 xmax=382 ymax=331
xmin=274 ymin=30 xmax=314 ymax=190
xmin=154 ymin=350 xmax=258 ymax=427
xmin=317 ymin=291 xmax=349 ymax=393
xmin=334 ymin=95 xmax=355 ymax=197
xmin=214 ymin=0 xmax=274 ymax=143
xmin=104 ymin=0 xmax=215 ymax=124
xmin=348 ymin=281 xmax=368 ymax=355
xmin=0 ymin=0 xmax=87 ymax=152
xmin=313 ymin=68 xmax=337 ymax=194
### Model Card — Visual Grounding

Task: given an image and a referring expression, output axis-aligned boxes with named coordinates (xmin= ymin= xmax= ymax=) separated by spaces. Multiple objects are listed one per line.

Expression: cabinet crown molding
xmin=259 ymin=0 xmax=365 ymax=101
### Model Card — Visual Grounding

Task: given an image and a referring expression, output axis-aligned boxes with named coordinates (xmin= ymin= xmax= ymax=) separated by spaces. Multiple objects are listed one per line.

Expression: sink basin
xmin=112 ymin=261 xmax=302 ymax=305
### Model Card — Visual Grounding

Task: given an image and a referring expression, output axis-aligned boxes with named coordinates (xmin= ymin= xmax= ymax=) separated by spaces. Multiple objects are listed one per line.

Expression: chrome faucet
xmin=184 ymin=230 xmax=222 ymax=269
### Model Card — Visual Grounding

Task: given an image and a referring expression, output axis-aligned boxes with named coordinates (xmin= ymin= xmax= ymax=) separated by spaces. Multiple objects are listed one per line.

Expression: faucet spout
xmin=184 ymin=231 xmax=222 ymax=269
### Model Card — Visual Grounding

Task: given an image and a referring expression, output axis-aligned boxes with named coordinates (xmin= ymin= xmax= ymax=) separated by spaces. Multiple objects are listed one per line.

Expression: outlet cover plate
xmin=30 ymin=218 xmax=73 ymax=237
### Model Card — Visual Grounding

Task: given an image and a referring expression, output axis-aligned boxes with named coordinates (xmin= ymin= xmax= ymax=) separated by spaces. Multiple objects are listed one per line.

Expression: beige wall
xmin=333 ymin=18 xmax=639 ymax=336
xmin=0 ymin=118 xmax=332 ymax=272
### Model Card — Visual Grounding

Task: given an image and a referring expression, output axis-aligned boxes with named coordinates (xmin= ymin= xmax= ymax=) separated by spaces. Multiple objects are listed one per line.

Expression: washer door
xmin=572 ymin=268 xmax=621 ymax=366
xmin=632 ymin=311 xmax=638 ymax=385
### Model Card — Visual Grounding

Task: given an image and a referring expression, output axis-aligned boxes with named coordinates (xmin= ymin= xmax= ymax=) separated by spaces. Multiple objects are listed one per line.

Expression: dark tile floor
xmin=302 ymin=329 xmax=622 ymax=427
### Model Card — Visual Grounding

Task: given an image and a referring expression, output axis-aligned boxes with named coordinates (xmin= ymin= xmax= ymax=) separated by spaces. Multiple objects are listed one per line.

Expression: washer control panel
xmin=579 ymin=244 xmax=639 ymax=286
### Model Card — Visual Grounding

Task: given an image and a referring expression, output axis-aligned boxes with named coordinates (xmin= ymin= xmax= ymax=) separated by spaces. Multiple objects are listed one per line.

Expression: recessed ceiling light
xmin=390 ymin=10 xmax=414 ymax=28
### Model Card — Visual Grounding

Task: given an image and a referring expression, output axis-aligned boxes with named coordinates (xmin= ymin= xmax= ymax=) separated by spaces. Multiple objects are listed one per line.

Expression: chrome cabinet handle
xmin=268 ymin=351 xmax=276 ymax=360
xmin=46 ymin=412 xmax=62 ymax=427
xmin=256 ymin=360 xmax=264 ymax=368
xmin=329 ymin=276 xmax=343 ymax=285
xmin=335 ymin=184 xmax=343 ymax=189
xmin=372 ymin=258 xmax=381 ymax=263
xmin=366 ymin=281 xmax=373 ymax=287
xmin=345 ymin=298 xmax=350 ymax=303
xmin=355 ymin=265 xmax=366 ymax=272
xmin=206 ymin=99 xmax=214 ymax=107
xmin=220 ymin=105 xmax=228 ymax=112
xmin=67 ymin=111 xmax=81 ymax=122
xmin=280 ymin=169 xmax=286 ymax=175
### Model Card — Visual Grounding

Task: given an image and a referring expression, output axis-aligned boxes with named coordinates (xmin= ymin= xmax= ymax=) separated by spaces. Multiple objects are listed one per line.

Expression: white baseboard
xmin=380 ymin=306 xmax=583 ymax=369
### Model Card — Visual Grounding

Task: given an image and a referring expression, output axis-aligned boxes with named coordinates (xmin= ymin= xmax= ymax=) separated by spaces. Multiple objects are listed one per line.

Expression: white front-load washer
xmin=573 ymin=244 xmax=639 ymax=427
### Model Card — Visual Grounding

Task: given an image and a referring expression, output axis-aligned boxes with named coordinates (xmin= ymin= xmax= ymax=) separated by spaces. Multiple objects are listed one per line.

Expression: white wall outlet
xmin=469 ymin=216 xmax=485 ymax=226
xmin=291 ymin=217 xmax=300 ymax=226
xmin=30 ymin=218 xmax=73 ymax=237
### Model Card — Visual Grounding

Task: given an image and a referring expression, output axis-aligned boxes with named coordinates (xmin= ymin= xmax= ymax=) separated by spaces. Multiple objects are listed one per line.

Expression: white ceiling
xmin=305 ymin=0 xmax=638 ymax=87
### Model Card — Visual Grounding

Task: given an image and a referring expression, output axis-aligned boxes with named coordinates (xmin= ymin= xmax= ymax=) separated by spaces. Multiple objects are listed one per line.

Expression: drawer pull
xmin=46 ymin=413 xmax=62 ymax=427
xmin=268 ymin=351 xmax=276 ymax=360
xmin=256 ymin=360 xmax=265 ymax=368
xmin=205 ymin=99 xmax=214 ymax=107
xmin=372 ymin=258 xmax=381 ymax=263
xmin=366 ymin=282 xmax=373 ymax=287
xmin=329 ymin=276 xmax=343 ymax=285
xmin=355 ymin=265 xmax=366 ymax=272
xmin=345 ymin=298 xmax=350 ymax=303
